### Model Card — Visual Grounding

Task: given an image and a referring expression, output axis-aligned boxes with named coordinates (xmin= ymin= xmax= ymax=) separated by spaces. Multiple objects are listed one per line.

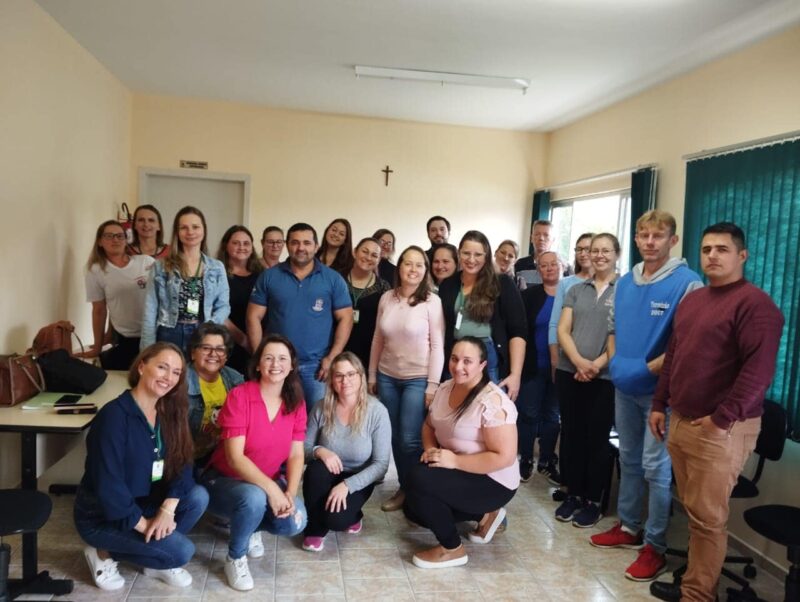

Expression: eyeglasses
xmin=591 ymin=248 xmax=616 ymax=256
xmin=333 ymin=371 xmax=360 ymax=382
xmin=264 ymin=239 xmax=284 ymax=246
xmin=574 ymin=246 xmax=591 ymax=254
xmin=102 ymin=233 xmax=126 ymax=241
xmin=198 ymin=345 xmax=227 ymax=356
xmin=378 ymin=239 xmax=394 ymax=248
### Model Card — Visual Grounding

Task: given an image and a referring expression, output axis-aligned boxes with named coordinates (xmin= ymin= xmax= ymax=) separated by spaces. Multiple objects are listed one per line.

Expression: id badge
xmin=455 ymin=311 xmax=463 ymax=330
xmin=151 ymin=460 xmax=164 ymax=482
xmin=186 ymin=298 xmax=200 ymax=315
xmin=353 ymin=309 xmax=360 ymax=324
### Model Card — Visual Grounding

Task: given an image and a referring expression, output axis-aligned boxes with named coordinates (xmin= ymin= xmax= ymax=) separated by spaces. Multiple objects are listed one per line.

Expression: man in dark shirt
xmin=514 ymin=220 xmax=572 ymax=288
xmin=648 ymin=222 xmax=784 ymax=602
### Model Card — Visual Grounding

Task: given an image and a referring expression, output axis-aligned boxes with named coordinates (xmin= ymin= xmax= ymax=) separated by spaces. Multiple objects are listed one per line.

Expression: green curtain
xmin=629 ymin=167 xmax=658 ymax=265
xmin=528 ymin=190 xmax=551 ymax=255
xmin=683 ymin=139 xmax=800 ymax=438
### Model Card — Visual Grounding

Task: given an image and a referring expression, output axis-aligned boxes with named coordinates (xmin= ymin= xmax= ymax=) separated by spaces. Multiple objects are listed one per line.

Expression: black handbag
xmin=37 ymin=349 xmax=107 ymax=394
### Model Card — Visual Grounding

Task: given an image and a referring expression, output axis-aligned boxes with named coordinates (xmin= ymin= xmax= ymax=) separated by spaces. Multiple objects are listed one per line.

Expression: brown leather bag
xmin=31 ymin=321 xmax=84 ymax=356
xmin=0 ymin=353 xmax=45 ymax=406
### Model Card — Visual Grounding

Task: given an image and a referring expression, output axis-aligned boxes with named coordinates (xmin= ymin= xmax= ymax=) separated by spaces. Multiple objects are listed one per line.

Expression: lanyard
xmin=149 ymin=421 xmax=164 ymax=459
xmin=186 ymin=259 xmax=203 ymax=298
xmin=349 ymin=273 xmax=374 ymax=307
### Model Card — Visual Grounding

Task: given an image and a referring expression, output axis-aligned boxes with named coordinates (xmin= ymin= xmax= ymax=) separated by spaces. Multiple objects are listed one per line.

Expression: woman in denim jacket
xmin=141 ymin=206 xmax=230 ymax=353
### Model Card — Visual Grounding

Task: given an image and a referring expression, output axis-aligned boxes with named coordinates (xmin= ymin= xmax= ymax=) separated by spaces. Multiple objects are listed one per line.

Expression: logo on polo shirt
xmin=312 ymin=298 xmax=325 ymax=312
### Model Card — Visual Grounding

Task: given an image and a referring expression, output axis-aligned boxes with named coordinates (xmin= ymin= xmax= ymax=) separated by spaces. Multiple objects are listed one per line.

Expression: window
xmin=550 ymin=191 xmax=632 ymax=274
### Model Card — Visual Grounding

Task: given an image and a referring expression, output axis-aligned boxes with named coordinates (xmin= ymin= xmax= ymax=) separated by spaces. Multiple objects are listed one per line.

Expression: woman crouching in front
xmin=403 ymin=336 xmax=519 ymax=568
xmin=302 ymin=352 xmax=391 ymax=552
xmin=201 ymin=334 xmax=307 ymax=591
xmin=75 ymin=342 xmax=209 ymax=591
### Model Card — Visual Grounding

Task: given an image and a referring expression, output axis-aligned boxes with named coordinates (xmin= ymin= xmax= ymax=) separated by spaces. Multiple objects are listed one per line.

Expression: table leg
xmin=9 ymin=431 xmax=73 ymax=596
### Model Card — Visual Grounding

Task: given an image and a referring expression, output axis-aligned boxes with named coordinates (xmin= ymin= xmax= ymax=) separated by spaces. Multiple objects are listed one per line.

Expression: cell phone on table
xmin=54 ymin=394 xmax=83 ymax=406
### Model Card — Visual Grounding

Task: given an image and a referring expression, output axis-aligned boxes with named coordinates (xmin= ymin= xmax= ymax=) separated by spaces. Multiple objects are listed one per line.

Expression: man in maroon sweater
xmin=648 ymin=222 xmax=784 ymax=602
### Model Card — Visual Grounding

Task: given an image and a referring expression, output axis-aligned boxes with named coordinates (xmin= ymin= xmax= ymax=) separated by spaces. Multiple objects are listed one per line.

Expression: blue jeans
xmin=377 ymin=372 xmax=427 ymax=489
xmin=201 ymin=470 xmax=307 ymax=559
xmin=615 ymin=389 xmax=672 ymax=553
xmin=156 ymin=323 xmax=199 ymax=357
xmin=517 ymin=371 xmax=560 ymax=464
xmin=74 ymin=485 xmax=209 ymax=570
xmin=297 ymin=360 xmax=326 ymax=411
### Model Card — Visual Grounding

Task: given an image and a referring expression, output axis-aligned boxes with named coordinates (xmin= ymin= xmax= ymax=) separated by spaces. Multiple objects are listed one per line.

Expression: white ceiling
xmin=35 ymin=0 xmax=800 ymax=131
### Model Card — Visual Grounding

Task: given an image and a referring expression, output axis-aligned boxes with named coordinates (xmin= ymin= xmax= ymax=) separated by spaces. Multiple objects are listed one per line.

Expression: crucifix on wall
xmin=381 ymin=165 xmax=394 ymax=186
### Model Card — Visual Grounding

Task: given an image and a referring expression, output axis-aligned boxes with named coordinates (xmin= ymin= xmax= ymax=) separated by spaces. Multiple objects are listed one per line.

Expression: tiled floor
xmin=7 ymin=466 xmax=785 ymax=601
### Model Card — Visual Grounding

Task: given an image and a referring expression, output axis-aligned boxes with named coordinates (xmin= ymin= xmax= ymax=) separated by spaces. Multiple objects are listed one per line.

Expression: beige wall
xmin=546 ymin=25 xmax=800 ymax=573
xmin=132 ymin=95 xmax=546 ymax=255
xmin=0 ymin=0 xmax=131 ymax=486
xmin=546 ymin=25 xmax=800 ymax=232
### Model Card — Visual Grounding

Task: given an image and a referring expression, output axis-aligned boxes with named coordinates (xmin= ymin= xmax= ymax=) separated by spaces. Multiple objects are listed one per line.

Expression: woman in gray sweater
xmin=302 ymin=352 xmax=391 ymax=552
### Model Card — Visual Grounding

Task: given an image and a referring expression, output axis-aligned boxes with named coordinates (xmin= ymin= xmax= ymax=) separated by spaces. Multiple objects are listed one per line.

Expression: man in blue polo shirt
xmin=246 ymin=222 xmax=353 ymax=408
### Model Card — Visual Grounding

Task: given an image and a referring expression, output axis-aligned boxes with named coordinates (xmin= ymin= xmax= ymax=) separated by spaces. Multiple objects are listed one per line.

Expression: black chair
xmin=0 ymin=490 xmax=53 ymax=602
xmin=742 ymin=505 xmax=800 ymax=602
xmin=665 ymin=400 xmax=788 ymax=600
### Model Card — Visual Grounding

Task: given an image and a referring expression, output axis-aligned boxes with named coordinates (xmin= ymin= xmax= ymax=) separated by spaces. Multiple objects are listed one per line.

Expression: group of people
xmin=78 ymin=204 xmax=783 ymax=601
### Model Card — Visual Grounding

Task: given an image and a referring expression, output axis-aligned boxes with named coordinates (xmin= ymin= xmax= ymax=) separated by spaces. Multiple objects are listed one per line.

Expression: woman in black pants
xmin=302 ymin=353 xmax=391 ymax=552
xmin=554 ymin=233 xmax=619 ymax=529
xmin=403 ymin=336 xmax=519 ymax=569
xmin=438 ymin=231 xmax=526 ymax=400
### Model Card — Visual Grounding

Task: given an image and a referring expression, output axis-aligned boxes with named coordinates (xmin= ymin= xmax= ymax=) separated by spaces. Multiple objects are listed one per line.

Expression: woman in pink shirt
xmin=201 ymin=334 xmax=307 ymax=591
xmin=404 ymin=336 xmax=519 ymax=569
xmin=368 ymin=246 xmax=444 ymax=512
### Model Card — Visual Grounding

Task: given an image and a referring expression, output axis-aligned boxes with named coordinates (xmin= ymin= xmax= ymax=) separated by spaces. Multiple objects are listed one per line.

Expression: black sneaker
xmin=519 ymin=459 xmax=534 ymax=482
xmin=572 ymin=500 xmax=603 ymax=528
xmin=537 ymin=461 xmax=561 ymax=486
xmin=555 ymin=496 xmax=581 ymax=522
xmin=552 ymin=489 xmax=567 ymax=502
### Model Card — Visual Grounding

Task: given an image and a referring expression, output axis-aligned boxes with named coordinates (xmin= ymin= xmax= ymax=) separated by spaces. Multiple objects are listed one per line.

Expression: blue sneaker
xmin=555 ymin=496 xmax=581 ymax=522
xmin=572 ymin=501 xmax=603 ymax=528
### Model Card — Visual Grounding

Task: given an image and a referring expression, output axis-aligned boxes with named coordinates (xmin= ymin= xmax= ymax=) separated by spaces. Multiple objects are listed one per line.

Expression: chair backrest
xmin=756 ymin=400 xmax=788 ymax=461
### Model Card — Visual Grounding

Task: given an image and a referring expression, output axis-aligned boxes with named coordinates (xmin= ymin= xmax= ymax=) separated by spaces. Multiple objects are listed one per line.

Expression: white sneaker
xmin=142 ymin=567 xmax=193 ymax=588
xmin=83 ymin=546 xmax=125 ymax=591
xmin=224 ymin=555 xmax=254 ymax=591
xmin=247 ymin=531 xmax=265 ymax=558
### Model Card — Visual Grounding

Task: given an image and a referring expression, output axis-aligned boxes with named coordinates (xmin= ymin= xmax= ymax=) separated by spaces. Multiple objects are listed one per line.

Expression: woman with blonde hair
xmin=85 ymin=220 xmax=154 ymax=369
xmin=141 ymin=206 xmax=230 ymax=353
xmin=302 ymin=352 xmax=390 ymax=552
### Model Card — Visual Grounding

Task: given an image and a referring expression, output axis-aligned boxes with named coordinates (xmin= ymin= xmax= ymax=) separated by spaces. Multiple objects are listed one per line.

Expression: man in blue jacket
xmin=589 ymin=210 xmax=702 ymax=582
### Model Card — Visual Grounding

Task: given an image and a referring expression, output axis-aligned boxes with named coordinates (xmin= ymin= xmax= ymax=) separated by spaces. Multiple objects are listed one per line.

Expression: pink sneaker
xmin=302 ymin=536 xmax=324 ymax=552
xmin=346 ymin=520 xmax=362 ymax=534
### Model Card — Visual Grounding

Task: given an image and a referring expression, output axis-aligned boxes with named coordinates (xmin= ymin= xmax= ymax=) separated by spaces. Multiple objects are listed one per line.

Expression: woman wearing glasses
xmin=185 ymin=323 xmax=244 ymax=469
xmin=554 ymin=233 xmax=619 ymax=529
xmin=301 ymin=352 xmax=390 ymax=552
xmin=218 ymin=226 xmax=263 ymax=374
xmin=372 ymin=228 xmax=397 ymax=284
xmin=85 ymin=220 xmax=155 ymax=369
xmin=260 ymin=226 xmax=284 ymax=269
xmin=438 ymin=231 xmax=526 ymax=401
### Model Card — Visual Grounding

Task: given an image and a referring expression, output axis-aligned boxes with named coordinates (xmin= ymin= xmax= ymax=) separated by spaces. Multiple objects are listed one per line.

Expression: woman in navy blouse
xmin=74 ymin=342 xmax=209 ymax=591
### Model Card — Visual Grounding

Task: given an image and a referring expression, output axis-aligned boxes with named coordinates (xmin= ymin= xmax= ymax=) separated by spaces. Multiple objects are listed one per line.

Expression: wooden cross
xmin=382 ymin=165 xmax=393 ymax=186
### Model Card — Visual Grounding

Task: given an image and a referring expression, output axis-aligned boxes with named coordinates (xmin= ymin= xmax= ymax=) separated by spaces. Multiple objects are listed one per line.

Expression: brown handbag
xmin=31 ymin=321 xmax=84 ymax=356
xmin=0 ymin=353 xmax=45 ymax=406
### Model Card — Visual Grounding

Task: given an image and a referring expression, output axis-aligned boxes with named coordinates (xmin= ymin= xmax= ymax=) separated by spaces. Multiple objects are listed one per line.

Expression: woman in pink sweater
xmin=369 ymin=246 xmax=445 ymax=512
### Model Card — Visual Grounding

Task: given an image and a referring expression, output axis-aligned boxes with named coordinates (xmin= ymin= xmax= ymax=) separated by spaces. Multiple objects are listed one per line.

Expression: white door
xmin=138 ymin=168 xmax=251 ymax=255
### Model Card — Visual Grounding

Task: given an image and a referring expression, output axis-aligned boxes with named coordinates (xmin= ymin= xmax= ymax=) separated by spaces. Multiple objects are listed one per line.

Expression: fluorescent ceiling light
xmin=354 ymin=65 xmax=529 ymax=94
